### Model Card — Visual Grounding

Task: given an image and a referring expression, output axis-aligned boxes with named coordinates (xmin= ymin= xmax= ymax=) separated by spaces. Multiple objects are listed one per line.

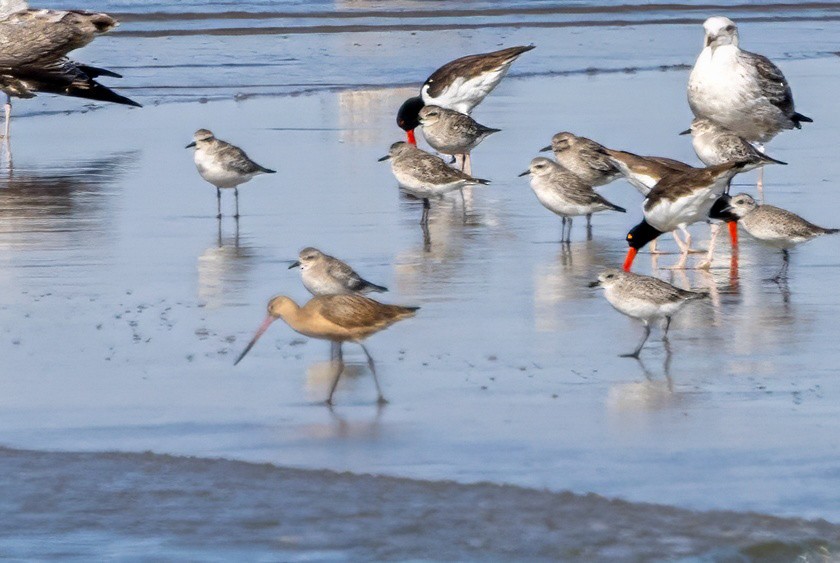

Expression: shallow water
xmin=2 ymin=0 xmax=840 ymax=559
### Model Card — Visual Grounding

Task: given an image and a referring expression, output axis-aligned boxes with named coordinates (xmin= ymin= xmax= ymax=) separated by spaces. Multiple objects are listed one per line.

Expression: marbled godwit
xmin=186 ymin=129 xmax=275 ymax=219
xmin=234 ymin=294 xmax=418 ymax=405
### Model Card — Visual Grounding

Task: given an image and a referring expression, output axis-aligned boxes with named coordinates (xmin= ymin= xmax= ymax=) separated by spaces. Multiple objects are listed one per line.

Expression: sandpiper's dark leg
xmin=560 ymin=217 xmax=567 ymax=242
xmin=216 ymin=187 xmax=222 ymax=219
xmin=326 ymin=343 xmax=345 ymax=406
xmin=234 ymin=187 xmax=240 ymax=219
xmin=359 ymin=343 xmax=387 ymax=405
xmin=420 ymin=198 xmax=430 ymax=225
xmin=621 ymin=323 xmax=651 ymax=358
xmin=664 ymin=316 xmax=672 ymax=339
xmin=586 ymin=213 xmax=592 ymax=240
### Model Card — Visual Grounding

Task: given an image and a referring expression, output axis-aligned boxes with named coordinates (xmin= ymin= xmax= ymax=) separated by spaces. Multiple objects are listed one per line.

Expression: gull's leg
xmin=234 ymin=187 xmax=240 ymax=219
xmin=359 ymin=343 xmax=387 ymax=405
xmin=326 ymin=343 xmax=344 ymax=406
xmin=621 ymin=322 xmax=651 ymax=358
xmin=697 ymin=222 xmax=721 ymax=270
xmin=3 ymin=94 xmax=10 ymax=138
xmin=216 ymin=187 xmax=222 ymax=219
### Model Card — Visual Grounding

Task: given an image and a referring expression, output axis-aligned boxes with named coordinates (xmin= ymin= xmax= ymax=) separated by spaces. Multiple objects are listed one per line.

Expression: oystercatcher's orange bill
xmin=728 ymin=221 xmax=739 ymax=246
xmin=623 ymin=247 xmax=638 ymax=272
xmin=406 ymin=129 xmax=417 ymax=145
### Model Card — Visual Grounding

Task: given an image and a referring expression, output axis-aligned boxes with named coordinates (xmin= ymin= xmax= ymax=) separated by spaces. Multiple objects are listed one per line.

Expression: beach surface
xmin=1 ymin=1 xmax=840 ymax=559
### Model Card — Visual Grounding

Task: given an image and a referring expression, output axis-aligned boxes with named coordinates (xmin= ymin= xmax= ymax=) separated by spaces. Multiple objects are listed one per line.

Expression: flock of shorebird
xmin=1 ymin=3 xmax=835 ymax=403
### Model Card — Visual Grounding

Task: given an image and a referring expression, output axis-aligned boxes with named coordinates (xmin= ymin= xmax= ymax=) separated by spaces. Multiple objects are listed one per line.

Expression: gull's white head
xmin=703 ymin=16 xmax=739 ymax=50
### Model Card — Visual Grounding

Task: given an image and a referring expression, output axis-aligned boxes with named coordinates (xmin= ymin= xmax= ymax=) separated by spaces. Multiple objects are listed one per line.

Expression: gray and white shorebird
xmin=417 ymin=105 xmax=499 ymax=175
xmin=688 ymin=16 xmax=812 ymax=144
xmin=540 ymin=132 xmax=623 ymax=188
xmin=186 ymin=129 xmax=276 ymax=219
xmin=519 ymin=157 xmax=626 ymax=242
xmin=682 ymin=117 xmax=786 ymax=198
xmin=0 ymin=2 xmax=141 ymax=137
xmin=589 ymin=269 xmax=708 ymax=358
xmin=289 ymin=247 xmax=388 ymax=296
xmin=710 ymin=193 xmax=839 ymax=279
xmin=378 ymin=141 xmax=490 ymax=225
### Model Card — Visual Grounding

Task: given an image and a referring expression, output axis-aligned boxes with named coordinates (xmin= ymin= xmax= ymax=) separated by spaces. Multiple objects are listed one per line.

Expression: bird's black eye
xmin=606 ymin=274 xmax=614 ymax=279
xmin=725 ymin=25 xmax=734 ymax=31
xmin=735 ymin=199 xmax=744 ymax=204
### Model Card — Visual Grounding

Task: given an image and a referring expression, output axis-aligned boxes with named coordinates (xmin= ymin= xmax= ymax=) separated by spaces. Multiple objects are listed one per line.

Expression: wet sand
xmin=1 ymin=2 xmax=840 ymax=558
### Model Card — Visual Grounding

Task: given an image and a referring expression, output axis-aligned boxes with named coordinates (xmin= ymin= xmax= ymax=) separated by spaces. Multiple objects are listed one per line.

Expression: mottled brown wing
xmin=642 ymin=168 xmax=705 ymax=211
xmin=0 ymin=10 xmax=113 ymax=67
xmin=216 ymin=141 xmax=273 ymax=175
xmin=318 ymin=295 xmax=415 ymax=330
xmin=325 ymin=258 xmax=364 ymax=289
xmin=631 ymin=276 xmax=704 ymax=305
xmin=742 ymin=50 xmax=795 ymax=118
xmin=424 ymin=46 xmax=534 ymax=98
xmin=757 ymin=206 xmax=835 ymax=238
xmin=578 ymin=141 xmax=617 ymax=173
xmin=414 ymin=151 xmax=476 ymax=183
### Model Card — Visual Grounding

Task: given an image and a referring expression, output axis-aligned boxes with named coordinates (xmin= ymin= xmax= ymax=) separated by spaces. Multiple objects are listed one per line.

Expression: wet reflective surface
xmin=1 ymin=2 xmax=840 ymax=558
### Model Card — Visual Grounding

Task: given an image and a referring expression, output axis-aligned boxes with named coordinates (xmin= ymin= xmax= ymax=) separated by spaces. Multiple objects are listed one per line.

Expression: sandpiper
xmin=289 ymin=247 xmax=388 ymax=296
xmin=687 ymin=16 xmax=811 ymax=144
xmin=397 ymin=45 xmax=534 ymax=144
xmin=0 ymin=5 xmax=140 ymax=137
xmin=682 ymin=117 xmax=786 ymax=198
xmin=418 ymin=105 xmax=499 ymax=175
xmin=710 ymin=193 xmax=839 ymax=279
xmin=519 ymin=157 xmax=626 ymax=242
xmin=540 ymin=132 xmax=622 ymax=188
xmin=623 ymin=160 xmax=753 ymax=270
xmin=234 ymin=294 xmax=418 ymax=405
xmin=589 ymin=269 xmax=708 ymax=358
xmin=186 ymin=129 xmax=276 ymax=219
xmin=379 ymin=141 xmax=490 ymax=224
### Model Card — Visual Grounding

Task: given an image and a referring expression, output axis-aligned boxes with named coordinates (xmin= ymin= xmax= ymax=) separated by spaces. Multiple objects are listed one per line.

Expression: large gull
xmin=687 ymin=16 xmax=811 ymax=144
xmin=0 ymin=0 xmax=140 ymax=137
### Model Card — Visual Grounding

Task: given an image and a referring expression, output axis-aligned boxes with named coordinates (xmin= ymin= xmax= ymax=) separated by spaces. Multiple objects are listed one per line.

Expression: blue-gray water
xmin=1 ymin=1 xmax=840 ymax=560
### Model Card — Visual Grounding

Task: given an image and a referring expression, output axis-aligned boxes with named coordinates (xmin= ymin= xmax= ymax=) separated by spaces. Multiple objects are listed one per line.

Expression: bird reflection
xmin=606 ymin=342 xmax=682 ymax=412
xmin=197 ymin=221 xmax=254 ymax=308
xmin=0 ymin=151 xmax=135 ymax=248
xmin=534 ymin=238 xmax=613 ymax=332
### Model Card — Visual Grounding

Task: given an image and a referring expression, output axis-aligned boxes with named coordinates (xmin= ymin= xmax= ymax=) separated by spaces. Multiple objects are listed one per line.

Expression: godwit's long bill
xmin=397 ymin=45 xmax=534 ymax=145
xmin=623 ymin=160 xmax=753 ymax=271
xmin=234 ymin=294 xmax=418 ymax=405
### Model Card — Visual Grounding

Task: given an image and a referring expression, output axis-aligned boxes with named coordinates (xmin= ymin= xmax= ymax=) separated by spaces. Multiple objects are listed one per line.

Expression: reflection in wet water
xmin=197 ymin=221 xmax=256 ymax=309
xmin=607 ymin=343 xmax=681 ymax=413
xmin=0 ymin=152 xmax=136 ymax=249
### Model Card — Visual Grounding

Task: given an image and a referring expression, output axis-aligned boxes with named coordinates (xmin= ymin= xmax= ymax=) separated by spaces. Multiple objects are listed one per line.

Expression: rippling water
xmin=2 ymin=0 xmax=840 ymax=559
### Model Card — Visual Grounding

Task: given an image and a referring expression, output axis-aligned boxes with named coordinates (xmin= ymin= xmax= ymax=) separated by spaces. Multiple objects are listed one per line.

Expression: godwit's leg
xmin=326 ymin=343 xmax=345 ymax=406
xmin=420 ymin=198 xmax=430 ymax=225
xmin=621 ymin=322 xmax=651 ymax=358
xmin=697 ymin=222 xmax=721 ymax=270
xmin=756 ymin=144 xmax=766 ymax=202
xmin=234 ymin=187 xmax=240 ymax=219
xmin=216 ymin=187 xmax=222 ymax=219
xmin=3 ymin=95 xmax=10 ymax=138
xmin=330 ymin=341 xmax=340 ymax=361
xmin=359 ymin=343 xmax=387 ymax=405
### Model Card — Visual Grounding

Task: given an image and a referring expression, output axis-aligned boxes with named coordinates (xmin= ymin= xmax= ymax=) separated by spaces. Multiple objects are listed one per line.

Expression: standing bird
xmin=682 ymin=117 xmax=786 ymax=198
xmin=623 ymin=160 xmax=753 ymax=271
xmin=234 ymin=294 xmax=418 ymax=405
xmin=397 ymin=45 xmax=534 ymax=145
xmin=589 ymin=269 xmax=708 ymax=358
xmin=289 ymin=247 xmax=388 ymax=296
xmin=709 ymin=193 xmax=838 ymax=279
xmin=417 ymin=105 xmax=499 ymax=175
xmin=540 ymin=132 xmax=623 ymax=188
xmin=379 ymin=141 xmax=489 ymax=225
xmin=0 ymin=5 xmax=140 ymax=137
xmin=186 ymin=129 xmax=275 ymax=219
xmin=519 ymin=157 xmax=625 ymax=242
xmin=687 ymin=17 xmax=811 ymax=194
